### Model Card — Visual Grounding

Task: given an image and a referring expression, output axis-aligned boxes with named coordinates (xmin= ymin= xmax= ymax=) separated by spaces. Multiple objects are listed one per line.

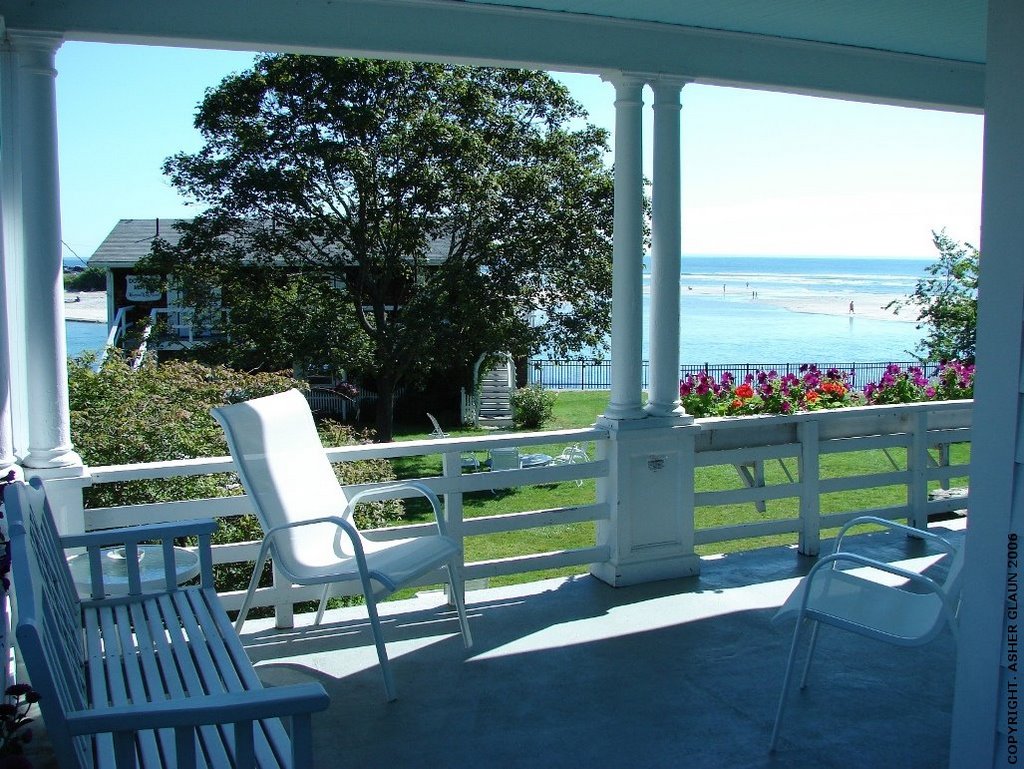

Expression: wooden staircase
xmin=477 ymin=363 xmax=513 ymax=427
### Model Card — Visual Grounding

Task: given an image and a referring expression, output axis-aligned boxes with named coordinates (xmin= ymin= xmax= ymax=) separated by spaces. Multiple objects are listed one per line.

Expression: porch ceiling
xmin=465 ymin=0 xmax=987 ymax=64
xmin=0 ymin=0 xmax=986 ymax=111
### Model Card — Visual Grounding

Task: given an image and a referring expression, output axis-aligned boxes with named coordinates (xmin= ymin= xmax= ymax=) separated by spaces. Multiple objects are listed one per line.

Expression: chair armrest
xmin=833 ymin=516 xmax=956 ymax=556
xmin=61 ymin=518 xmax=219 ymax=549
xmin=64 ymin=683 xmax=330 ymax=735
xmin=347 ymin=482 xmax=447 ymax=537
xmin=809 ymin=551 xmax=947 ymax=598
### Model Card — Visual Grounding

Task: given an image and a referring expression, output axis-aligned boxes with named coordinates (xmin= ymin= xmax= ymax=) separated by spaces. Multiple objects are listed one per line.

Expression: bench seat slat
xmin=169 ymin=591 xmax=287 ymax=768
xmin=184 ymin=590 xmax=293 ymax=766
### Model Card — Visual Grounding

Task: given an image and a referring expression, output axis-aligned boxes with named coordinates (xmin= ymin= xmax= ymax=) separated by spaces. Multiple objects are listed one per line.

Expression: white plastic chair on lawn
xmin=427 ymin=412 xmax=480 ymax=470
xmin=488 ymin=447 xmax=521 ymax=471
xmin=213 ymin=389 xmax=473 ymax=701
xmin=550 ymin=443 xmax=590 ymax=486
xmin=769 ymin=516 xmax=964 ymax=750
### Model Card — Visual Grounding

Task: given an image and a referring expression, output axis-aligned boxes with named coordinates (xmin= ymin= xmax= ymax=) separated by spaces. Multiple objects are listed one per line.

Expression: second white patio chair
xmin=426 ymin=412 xmax=480 ymax=470
xmin=213 ymin=389 xmax=473 ymax=701
xmin=550 ymin=443 xmax=590 ymax=486
xmin=769 ymin=516 xmax=964 ymax=750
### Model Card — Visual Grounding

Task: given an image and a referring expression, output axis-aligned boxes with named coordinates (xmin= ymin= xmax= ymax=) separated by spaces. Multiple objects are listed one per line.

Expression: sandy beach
xmin=63 ymin=291 xmax=107 ymax=323
xmin=678 ymin=282 xmax=913 ymax=323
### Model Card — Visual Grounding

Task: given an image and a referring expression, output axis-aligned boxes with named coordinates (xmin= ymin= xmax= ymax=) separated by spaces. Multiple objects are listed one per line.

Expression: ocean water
xmin=661 ymin=255 xmax=929 ymax=363
xmin=66 ymin=320 xmax=107 ymax=358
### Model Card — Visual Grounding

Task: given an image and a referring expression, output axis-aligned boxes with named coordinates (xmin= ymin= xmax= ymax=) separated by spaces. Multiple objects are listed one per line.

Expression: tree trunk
xmin=375 ymin=375 xmax=396 ymax=443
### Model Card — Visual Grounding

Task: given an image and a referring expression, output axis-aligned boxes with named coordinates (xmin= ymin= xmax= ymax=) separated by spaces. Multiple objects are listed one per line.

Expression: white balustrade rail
xmin=72 ymin=400 xmax=971 ymax=626
xmin=81 ymin=427 xmax=610 ymax=626
xmin=692 ymin=400 xmax=971 ymax=556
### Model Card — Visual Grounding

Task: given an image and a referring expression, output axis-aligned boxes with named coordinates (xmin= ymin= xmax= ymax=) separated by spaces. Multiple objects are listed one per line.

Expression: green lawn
xmin=384 ymin=391 xmax=969 ymax=590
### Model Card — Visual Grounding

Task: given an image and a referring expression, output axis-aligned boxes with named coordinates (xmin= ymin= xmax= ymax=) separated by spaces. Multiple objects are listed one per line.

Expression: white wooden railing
xmin=71 ymin=400 xmax=970 ymax=626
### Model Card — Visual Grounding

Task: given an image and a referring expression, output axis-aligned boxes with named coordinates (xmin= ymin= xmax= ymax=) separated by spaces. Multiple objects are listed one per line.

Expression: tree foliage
xmin=887 ymin=230 xmax=978 ymax=362
xmin=142 ymin=56 xmax=615 ymax=441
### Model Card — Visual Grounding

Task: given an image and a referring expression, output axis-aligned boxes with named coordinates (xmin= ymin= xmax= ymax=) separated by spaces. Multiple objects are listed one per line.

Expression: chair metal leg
xmin=314 ymin=584 xmax=331 ymax=626
xmin=799 ymin=620 xmax=821 ymax=689
xmin=447 ymin=561 xmax=473 ymax=649
xmin=770 ymin=616 xmax=806 ymax=751
xmin=234 ymin=549 xmax=270 ymax=633
xmin=358 ymin=572 xmax=397 ymax=701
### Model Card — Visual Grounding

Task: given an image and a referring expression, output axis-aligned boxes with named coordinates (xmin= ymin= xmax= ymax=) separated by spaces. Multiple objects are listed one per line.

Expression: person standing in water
xmin=849 ymin=300 xmax=855 ymax=314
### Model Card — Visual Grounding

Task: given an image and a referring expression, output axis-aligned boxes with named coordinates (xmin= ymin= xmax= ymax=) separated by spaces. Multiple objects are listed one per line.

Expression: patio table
xmin=519 ymin=453 xmax=553 ymax=468
xmin=67 ymin=544 xmax=201 ymax=597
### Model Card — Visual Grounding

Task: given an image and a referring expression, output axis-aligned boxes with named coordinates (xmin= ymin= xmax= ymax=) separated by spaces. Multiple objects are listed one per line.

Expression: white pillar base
xmin=22 ymin=445 xmax=82 ymax=470
xmin=591 ymin=420 xmax=701 ymax=586
xmin=20 ymin=466 xmax=89 ymax=536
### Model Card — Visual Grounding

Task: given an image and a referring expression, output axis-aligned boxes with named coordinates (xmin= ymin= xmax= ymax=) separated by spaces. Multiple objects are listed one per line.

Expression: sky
xmin=55 ymin=42 xmax=984 ymax=264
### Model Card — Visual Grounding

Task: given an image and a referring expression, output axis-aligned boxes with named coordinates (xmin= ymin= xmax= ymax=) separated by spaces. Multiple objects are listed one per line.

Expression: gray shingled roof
xmin=88 ymin=218 xmax=452 ymax=269
xmin=87 ymin=219 xmax=186 ymax=269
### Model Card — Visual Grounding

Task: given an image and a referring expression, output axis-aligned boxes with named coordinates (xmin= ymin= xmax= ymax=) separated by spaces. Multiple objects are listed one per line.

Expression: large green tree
xmin=144 ymin=55 xmax=615 ymax=441
xmin=887 ymin=229 xmax=979 ymax=363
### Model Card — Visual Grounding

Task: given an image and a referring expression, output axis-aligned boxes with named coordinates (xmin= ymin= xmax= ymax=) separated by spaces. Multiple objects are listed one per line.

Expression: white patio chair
xmin=427 ymin=412 xmax=480 ymax=470
xmin=488 ymin=447 xmax=521 ymax=471
xmin=550 ymin=443 xmax=590 ymax=486
xmin=769 ymin=516 xmax=964 ymax=750
xmin=213 ymin=389 xmax=473 ymax=701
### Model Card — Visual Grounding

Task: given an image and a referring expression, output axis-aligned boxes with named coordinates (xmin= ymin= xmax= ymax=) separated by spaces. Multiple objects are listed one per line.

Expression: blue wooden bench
xmin=4 ymin=479 xmax=330 ymax=769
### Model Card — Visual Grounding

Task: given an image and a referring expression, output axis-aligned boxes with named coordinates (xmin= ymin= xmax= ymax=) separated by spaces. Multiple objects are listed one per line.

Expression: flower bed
xmin=679 ymin=362 xmax=973 ymax=418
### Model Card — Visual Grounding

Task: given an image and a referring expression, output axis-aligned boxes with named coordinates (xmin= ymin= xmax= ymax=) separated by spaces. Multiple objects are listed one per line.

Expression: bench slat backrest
xmin=6 ymin=479 xmax=91 ymax=769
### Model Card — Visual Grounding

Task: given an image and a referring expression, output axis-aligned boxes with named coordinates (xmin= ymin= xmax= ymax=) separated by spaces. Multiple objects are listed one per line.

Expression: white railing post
xmin=273 ymin=561 xmax=295 ymax=629
xmin=797 ymin=420 xmax=820 ymax=556
xmin=907 ymin=410 xmax=930 ymax=532
xmin=441 ymin=451 xmax=466 ymax=606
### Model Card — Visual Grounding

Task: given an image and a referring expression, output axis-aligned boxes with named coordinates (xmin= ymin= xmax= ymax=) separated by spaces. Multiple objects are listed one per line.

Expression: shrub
xmin=510 ymin=384 xmax=557 ymax=429
xmin=63 ymin=266 xmax=106 ymax=291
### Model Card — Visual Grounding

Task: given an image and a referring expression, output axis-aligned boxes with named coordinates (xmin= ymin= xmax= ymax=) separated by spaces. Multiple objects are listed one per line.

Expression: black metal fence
xmin=527 ymin=359 xmax=940 ymax=392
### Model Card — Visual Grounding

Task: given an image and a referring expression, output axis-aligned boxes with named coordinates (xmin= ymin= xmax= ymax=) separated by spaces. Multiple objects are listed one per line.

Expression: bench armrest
xmin=61 ymin=518 xmax=219 ymax=549
xmin=64 ymin=683 xmax=330 ymax=735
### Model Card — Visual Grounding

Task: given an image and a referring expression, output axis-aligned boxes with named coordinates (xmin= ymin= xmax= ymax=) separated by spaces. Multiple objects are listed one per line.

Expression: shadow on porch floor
xmin=239 ymin=520 xmax=964 ymax=769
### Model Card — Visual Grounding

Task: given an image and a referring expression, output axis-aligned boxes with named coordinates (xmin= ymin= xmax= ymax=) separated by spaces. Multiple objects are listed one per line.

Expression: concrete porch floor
xmin=237 ymin=519 xmax=965 ymax=769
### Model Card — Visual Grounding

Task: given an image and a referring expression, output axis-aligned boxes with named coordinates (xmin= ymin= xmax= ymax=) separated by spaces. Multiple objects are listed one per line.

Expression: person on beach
xmin=849 ymin=301 xmax=855 ymax=313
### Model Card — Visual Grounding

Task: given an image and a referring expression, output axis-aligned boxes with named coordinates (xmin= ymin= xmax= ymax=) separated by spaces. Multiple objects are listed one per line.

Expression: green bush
xmin=63 ymin=267 xmax=106 ymax=291
xmin=510 ymin=384 xmax=557 ymax=429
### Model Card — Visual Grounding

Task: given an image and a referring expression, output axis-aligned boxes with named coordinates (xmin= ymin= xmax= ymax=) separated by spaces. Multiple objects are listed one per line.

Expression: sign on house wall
xmin=125 ymin=275 xmax=163 ymax=302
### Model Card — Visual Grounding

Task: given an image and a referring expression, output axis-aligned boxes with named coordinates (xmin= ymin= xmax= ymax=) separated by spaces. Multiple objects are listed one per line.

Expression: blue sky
xmin=55 ymin=42 xmax=984 ymax=264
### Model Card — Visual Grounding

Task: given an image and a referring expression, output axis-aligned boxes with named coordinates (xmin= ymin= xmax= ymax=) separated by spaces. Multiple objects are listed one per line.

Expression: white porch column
xmin=0 ymin=208 xmax=13 ymax=476
xmin=644 ymin=77 xmax=690 ymax=421
xmin=949 ymin=1 xmax=1024 ymax=766
xmin=0 ymin=41 xmax=20 ymax=477
xmin=601 ymin=73 xmax=646 ymax=421
xmin=7 ymin=30 xmax=80 ymax=472
xmin=950 ymin=1 xmax=1024 ymax=766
